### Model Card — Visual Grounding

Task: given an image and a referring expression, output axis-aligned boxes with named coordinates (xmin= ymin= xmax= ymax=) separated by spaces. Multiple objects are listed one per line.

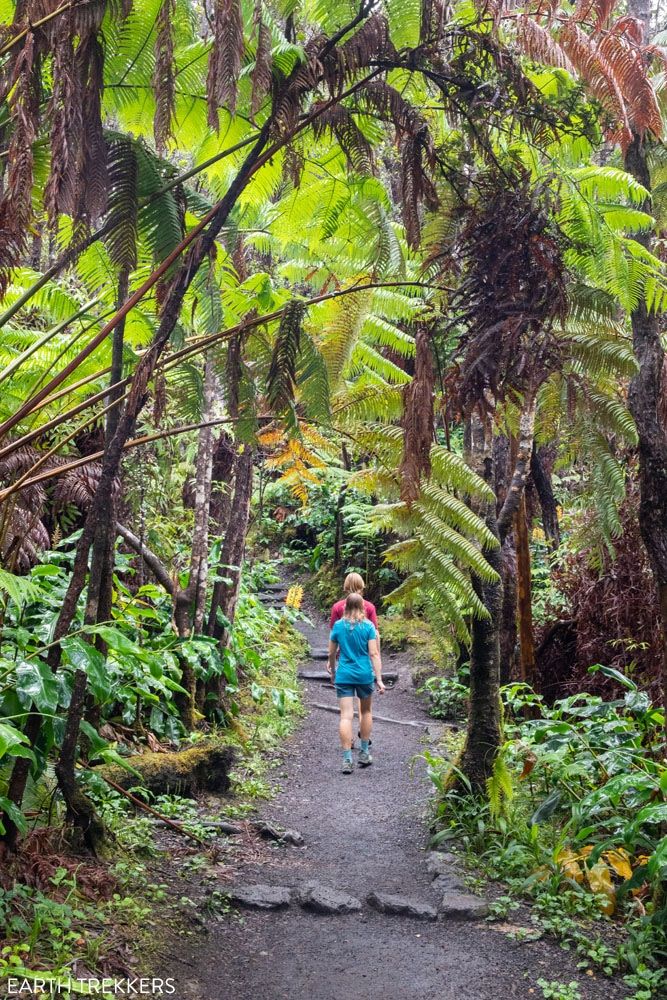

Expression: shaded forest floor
xmin=154 ymin=594 xmax=630 ymax=1000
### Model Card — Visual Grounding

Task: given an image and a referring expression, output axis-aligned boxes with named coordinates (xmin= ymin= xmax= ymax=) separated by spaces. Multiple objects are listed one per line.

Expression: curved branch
xmin=115 ymin=523 xmax=174 ymax=595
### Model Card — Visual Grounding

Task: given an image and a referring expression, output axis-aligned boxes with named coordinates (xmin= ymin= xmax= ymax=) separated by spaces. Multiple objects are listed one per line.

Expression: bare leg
xmin=339 ymin=697 xmax=354 ymax=750
xmin=359 ymin=695 xmax=373 ymax=742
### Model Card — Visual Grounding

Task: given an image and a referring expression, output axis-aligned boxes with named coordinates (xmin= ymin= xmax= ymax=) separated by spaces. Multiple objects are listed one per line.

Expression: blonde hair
xmin=343 ymin=572 xmax=365 ymax=595
xmin=343 ymin=592 xmax=366 ymax=622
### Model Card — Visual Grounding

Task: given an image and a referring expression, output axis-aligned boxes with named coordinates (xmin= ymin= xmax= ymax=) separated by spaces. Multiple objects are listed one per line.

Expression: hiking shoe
xmin=357 ymin=750 xmax=373 ymax=767
xmin=342 ymin=759 xmax=354 ymax=774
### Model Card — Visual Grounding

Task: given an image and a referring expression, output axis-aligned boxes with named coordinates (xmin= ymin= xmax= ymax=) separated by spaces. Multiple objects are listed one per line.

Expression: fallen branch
xmin=81 ymin=765 xmax=206 ymax=846
xmin=312 ymin=703 xmax=426 ymax=729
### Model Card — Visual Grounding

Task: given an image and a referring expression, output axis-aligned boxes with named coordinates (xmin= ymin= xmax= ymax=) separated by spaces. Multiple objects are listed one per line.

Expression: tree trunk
xmin=116 ymin=523 xmax=174 ymax=593
xmin=459 ymin=411 xmax=503 ymax=790
xmin=208 ymin=446 xmax=254 ymax=647
xmin=459 ymin=396 xmax=538 ymax=790
xmin=54 ymin=668 xmax=106 ymax=851
xmin=174 ymin=359 xmax=217 ymax=728
xmin=191 ymin=358 xmax=216 ymax=634
xmin=514 ymin=491 xmax=535 ymax=686
xmin=496 ymin=395 xmax=537 ymax=542
xmin=333 ymin=484 xmax=347 ymax=568
xmin=499 ymin=538 xmax=518 ymax=685
xmin=493 ymin=435 xmax=516 ymax=683
xmin=530 ymin=444 xmax=560 ymax=550
xmin=622 ymin=0 xmax=667 ymax=736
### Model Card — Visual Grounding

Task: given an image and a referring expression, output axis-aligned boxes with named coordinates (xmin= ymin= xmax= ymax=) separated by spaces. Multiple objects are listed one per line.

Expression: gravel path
xmin=170 ymin=602 xmax=628 ymax=1000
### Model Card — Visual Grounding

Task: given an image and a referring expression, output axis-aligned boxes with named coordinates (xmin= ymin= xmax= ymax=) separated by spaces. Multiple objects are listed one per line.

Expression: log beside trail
xmin=96 ymin=741 xmax=235 ymax=798
xmin=299 ymin=668 xmax=399 ymax=682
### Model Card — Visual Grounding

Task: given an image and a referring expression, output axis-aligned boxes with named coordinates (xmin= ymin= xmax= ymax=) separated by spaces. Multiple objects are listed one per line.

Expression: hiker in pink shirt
xmin=330 ymin=572 xmax=379 ymax=636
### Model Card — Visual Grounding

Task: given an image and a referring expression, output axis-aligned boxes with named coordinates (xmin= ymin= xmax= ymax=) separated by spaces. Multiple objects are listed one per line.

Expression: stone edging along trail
xmin=167 ymin=585 xmax=630 ymax=1000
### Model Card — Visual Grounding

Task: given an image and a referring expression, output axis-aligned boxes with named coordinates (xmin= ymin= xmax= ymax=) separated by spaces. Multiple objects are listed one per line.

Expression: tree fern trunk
xmin=514 ymin=491 xmax=535 ymax=686
xmin=175 ymin=357 xmax=216 ymax=727
xmin=623 ymin=0 xmax=667 ymax=737
xmin=192 ymin=357 xmax=216 ymax=634
xmin=530 ymin=444 xmax=560 ymax=550
xmin=208 ymin=446 xmax=254 ymax=649
xmin=499 ymin=538 xmax=518 ymax=685
xmin=459 ymin=412 xmax=503 ymax=790
xmin=460 ymin=514 xmax=503 ymax=791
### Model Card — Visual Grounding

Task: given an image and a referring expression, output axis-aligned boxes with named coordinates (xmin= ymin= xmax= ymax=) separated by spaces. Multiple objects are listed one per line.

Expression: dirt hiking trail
xmin=169 ymin=594 xmax=628 ymax=1000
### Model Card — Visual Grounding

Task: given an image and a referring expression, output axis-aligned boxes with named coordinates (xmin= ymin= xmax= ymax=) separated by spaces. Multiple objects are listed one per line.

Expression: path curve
xmin=171 ymin=597 xmax=628 ymax=1000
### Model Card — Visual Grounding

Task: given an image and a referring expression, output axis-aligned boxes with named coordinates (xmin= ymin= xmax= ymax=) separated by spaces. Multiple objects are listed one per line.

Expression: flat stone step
xmin=309 ymin=648 xmax=330 ymax=660
xmin=438 ymin=892 xmax=489 ymax=920
xmin=366 ymin=891 xmax=437 ymax=921
xmin=229 ymin=884 xmax=292 ymax=910
xmin=297 ymin=883 xmax=362 ymax=915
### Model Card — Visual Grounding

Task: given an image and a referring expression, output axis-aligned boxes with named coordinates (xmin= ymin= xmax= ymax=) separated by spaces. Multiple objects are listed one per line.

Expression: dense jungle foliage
xmin=0 ymin=0 xmax=666 ymax=993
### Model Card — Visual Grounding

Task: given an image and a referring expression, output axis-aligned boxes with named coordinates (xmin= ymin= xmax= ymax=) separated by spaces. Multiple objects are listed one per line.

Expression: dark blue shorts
xmin=335 ymin=682 xmax=374 ymax=700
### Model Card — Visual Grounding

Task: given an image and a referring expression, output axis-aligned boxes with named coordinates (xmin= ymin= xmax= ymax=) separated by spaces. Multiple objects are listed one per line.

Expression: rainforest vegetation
xmin=0 ymin=0 xmax=666 ymax=993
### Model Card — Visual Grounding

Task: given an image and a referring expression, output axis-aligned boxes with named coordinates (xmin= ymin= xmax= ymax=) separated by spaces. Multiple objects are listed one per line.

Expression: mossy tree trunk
xmin=460 ymin=396 xmax=537 ymax=790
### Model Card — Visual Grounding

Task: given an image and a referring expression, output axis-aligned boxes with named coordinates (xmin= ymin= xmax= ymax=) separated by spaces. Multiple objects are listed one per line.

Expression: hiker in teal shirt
xmin=327 ymin=592 xmax=385 ymax=773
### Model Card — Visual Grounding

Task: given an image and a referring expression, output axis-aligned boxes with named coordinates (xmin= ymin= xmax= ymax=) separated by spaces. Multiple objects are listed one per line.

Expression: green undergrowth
xmin=0 ymin=564 xmax=307 ymax=996
xmin=423 ymin=673 xmax=667 ymax=1000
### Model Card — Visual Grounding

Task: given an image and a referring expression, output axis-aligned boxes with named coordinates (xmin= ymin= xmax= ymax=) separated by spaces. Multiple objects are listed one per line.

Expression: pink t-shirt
xmin=330 ymin=598 xmax=378 ymax=631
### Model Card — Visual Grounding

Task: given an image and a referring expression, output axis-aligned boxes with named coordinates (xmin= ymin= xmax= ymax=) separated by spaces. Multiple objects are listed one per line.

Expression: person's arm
xmin=368 ymin=638 xmax=385 ymax=693
xmin=327 ymin=638 xmax=338 ymax=683
xmin=368 ymin=604 xmax=381 ymax=653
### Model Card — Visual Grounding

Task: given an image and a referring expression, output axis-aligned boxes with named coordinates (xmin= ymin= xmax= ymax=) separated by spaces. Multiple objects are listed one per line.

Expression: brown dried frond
xmin=312 ymin=102 xmax=374 ymax=174
xmin=361 ymin=79 xmax=427 ymax=138
xmin=400 ymin=131 xmax=439 ymax=249
xmin=573 ymin=0 xmax=616 ymax=30
xmin=399 ymin=324 xmax=435 ymax=503
xmin=2 ymin=827 xmax=117 ymax=898
xmin=76 ymin=33 xmax=108 ymax=222
xmin=153 ymin=0 xmax=176 ymax=152
xmin=68 ymin=0 xmax=106 ymax=38
xmin=558 ymin=21 xmax=629 ymax=139
xmin=282 ymin=144 xmax=304 ymax=188
xmin=420 ymin=0 xmax=448 ymax=44
xmin=516 ymin=16 xmax=574 ymax=72
xmin=0 ymin=31 xmax=40 ymax=296
xmin=514 ymin=8 xmax=662 ymax=147
xmin=207 ymin=0 xmax=244 ymax=126
xmin=272 ymin=34 xmax=327 ymax=136
xmin=445 ymin=170 xmax=568 ymax=411
xmin=596 ymin=29 xmax=662 ymax=138
xmin=52 ymin=461 xmax=112 ymax=511
xmin=2 ymin=505 xmax=50 ymax=571
xmin=321 ymin=12 xmax=394 ymax=96
xmin=274 ymin=15 xmax=394 ymax=137
xmin=251 ymin=3 xmax=272 ymax=117
xmin=44 ymin=25 xmax=82 ymax=225
xmin=153 ymin=370 xmax=167 ymax=425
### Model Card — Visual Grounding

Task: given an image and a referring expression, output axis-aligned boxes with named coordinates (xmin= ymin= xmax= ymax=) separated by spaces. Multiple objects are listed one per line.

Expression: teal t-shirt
xmin=330 ymin=618 xmax=377 ymax=686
